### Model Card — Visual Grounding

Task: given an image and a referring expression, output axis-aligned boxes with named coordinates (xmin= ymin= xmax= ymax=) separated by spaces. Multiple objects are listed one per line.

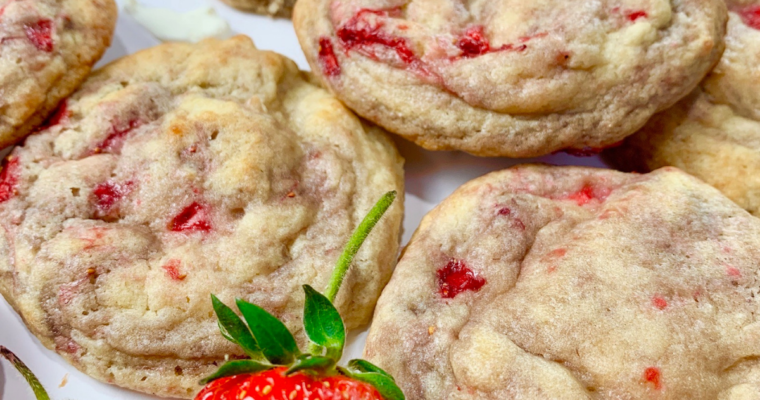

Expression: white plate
xmin=0 ymin=1 xmax=608 ymax=398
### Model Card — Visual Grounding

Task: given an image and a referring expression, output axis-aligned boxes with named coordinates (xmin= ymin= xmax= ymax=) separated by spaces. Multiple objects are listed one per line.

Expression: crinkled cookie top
xmin=295 ymin=0 xmax=727 ymax=157
xmin=0 ymin=36 xmax=404 ymax=399
xmin=366 ymin=165 xmax=760 ymax=399
xmin=0 ymin=0 xmax=116 ymax=148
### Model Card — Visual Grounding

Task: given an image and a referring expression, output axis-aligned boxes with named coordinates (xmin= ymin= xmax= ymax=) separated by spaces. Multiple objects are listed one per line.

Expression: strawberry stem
xmin=324 ymin=191 xmax=397 ymax=303
xmin=0 ymin=346 xmax=50 ymax=400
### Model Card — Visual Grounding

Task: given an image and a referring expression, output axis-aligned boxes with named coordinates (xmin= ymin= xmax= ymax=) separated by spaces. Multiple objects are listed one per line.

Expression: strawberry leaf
xmin=285 ymin=354 xmax=335 ymax=375
xmin=347 ymin=359 xmax=395 ymax=380
xmin=338 ymin=366 xmax=405 ymax=400
xmin=303 ymin=285 xmax=345 ymax=360
xmin=199 ymin=359 xmax=272 ymax=384
xmin=0 ymin=346 xmax=50 ymax=400
xmin=236 ymin=299 xmax=300 ymax=365
xmin=211 ymin=294 xmax=266 ymax=362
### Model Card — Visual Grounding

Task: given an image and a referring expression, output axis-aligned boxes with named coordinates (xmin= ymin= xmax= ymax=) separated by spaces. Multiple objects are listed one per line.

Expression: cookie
xmin=293 ymin=0 xmax=727 ymax=157
xmin=0 ymin=0 xmax=116 ymax=149
xmin=0 ymin=36 xmax=404 ymax=398
xmin=220 ymin=0 xmax=294 ymax=18
xmin=365 ymin=164 xmax=760 ymax=399
xmin=608 ymin=1 xmax=760 ymax=216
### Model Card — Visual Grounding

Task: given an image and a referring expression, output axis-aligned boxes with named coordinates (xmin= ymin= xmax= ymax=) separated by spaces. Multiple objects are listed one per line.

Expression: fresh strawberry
xmin=0 ymin=346 xmax=50 ymax=400
xmin=196 ymin=191 xmax=403 ymax=400
xmin=196 ymin=366 xmax=384 ymax=400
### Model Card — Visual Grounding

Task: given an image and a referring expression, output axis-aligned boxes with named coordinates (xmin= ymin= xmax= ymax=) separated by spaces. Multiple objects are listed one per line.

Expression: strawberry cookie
xmin=609 ymin=1 xmax=760 ymax=216
xmin=0 ymin=36 xmax=404 ymax=398
xmin=294 ymin=0 xmax=727 ymax=157
xmin=0 ymin=0 xmax=116 ymax=149
xmin=365 ymin=165 xmax=760 ymax=399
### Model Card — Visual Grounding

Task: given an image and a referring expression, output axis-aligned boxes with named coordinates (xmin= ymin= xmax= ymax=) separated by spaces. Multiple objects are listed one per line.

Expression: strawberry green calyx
xmin=0 ymin=346 xmax=51 ymax=400
xmin=201 ymin=191 xmax=404 ymax=400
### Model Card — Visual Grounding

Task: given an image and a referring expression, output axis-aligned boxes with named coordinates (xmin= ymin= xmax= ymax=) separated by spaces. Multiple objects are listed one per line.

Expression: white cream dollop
xmin=124 ymin=0 xmax=233 ymax=43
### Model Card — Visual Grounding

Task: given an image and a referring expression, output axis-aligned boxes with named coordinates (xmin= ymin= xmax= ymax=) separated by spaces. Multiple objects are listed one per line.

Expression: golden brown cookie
xmin=366 ymin=164 xmax=760 ymax=399
xmin=294 ymin=0 xmax=727 ymax=157
xmin=0 ymin=36 xmax=404 ymax=398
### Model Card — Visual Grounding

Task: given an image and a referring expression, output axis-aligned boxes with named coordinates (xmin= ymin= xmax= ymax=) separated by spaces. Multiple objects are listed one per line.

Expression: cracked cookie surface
xmin=609 ymin=0 xmax=760 ymax=216
xmin=294 ymin=0 xmax=727 ymax=157
xmin=365 ymin=164 xmax=760 ymax=399
xmin=0 ymin=0 xmax=116 ymax=148
xmin=0 ymin=36 xmax=404 ymax=399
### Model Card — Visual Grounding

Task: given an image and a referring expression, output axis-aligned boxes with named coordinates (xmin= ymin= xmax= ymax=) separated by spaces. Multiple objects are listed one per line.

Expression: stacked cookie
xmin=609 ymin=1 xmax=760 ymax=216
xmin=2 ymin=0 xmax=760 ymax=399
xmin=293 ymin=0 xmax=726 ymax=157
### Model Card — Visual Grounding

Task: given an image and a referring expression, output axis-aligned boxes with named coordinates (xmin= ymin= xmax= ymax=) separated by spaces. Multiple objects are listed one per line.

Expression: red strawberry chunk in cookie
xmin=643 ymin=367 xmax=662 ymax=390
xmin=337 ymin=9 xmax=429 ymax=74
xmin=24 ymin=19 xmax=54 ymax=52
xmin=725 ymin=264 xmax=741 ymax=277
xmin=627 ymin=10 xmax=648 ymax=21
xmin=437 ymin=259 xmax=486 ymax=299
xmin=93 ymin=119 xmax=142 ymax=154
xmin=455 ymin=26 xmax=530 ymax=59
xmin=0 ymin=157 xmax=20 ymax=203
xmin=549 ymin=248 xmax=567 ymax=258
xmin=169 ymin=202 xmax=212 ymax=232
xmin=567 ymin=186 xmax=595 ymax=205
xmin=92 ymin=183 xmax=119 ymax=211
xmin=318 ymin=37 xmax=341 ymax=76
xmin=92 ymin=181 xmax=132 ymax=215
xmin=565 ymin=185 xmax=611 ymax=205
xmin=162 ymin=259 xmax=186 ymax=281
xmin=652 ymin=296 xmax=668 ymax=310
xmin=740 ymin=5 xmax=760 ymax=30
xmin=457 ymin=26 xmax=491 ymax=58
